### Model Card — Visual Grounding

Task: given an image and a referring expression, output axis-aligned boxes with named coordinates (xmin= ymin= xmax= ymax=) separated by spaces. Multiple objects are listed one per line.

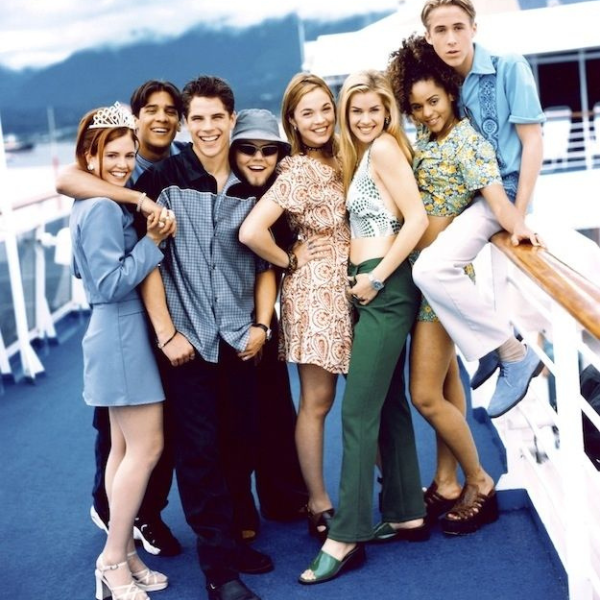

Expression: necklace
xmin=302 ymin=143 xmax=324 ymax=152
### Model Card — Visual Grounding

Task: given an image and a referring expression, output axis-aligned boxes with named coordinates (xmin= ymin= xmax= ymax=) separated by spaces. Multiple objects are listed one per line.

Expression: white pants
xmin=412 ymin=197 xmax=511 ymax=361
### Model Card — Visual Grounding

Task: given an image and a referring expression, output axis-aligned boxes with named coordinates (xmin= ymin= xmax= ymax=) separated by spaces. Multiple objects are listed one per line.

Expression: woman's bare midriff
xmin=414 ymin=215 xmax=456 ymax=251
xmin=349 ymin=215 xmax=458 ymax=264
xmin=350 ymin=235 xmax=396 ymax=265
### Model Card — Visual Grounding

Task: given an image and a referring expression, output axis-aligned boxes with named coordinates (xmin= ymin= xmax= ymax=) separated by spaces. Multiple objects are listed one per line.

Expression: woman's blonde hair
xmin=337 ymin=69 xmax=413 ymax=192
xmin=281 ymin=73 xmax=338 ymax=157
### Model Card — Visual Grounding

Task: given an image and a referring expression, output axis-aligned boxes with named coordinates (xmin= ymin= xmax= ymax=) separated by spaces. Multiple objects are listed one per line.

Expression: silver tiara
xmin=89 ymin=102 xmax=136 ymax=130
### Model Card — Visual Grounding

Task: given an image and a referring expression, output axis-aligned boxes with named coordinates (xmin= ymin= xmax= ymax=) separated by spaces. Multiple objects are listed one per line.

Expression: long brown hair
xmin=281 ymin=73 xmax=338 ymax=157
xmin=337 ymin=70 xmax=413 ymax=193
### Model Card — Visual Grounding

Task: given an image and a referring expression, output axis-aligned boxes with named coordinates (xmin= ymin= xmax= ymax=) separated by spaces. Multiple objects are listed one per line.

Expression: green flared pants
xmin=329 ymin=257 xmax=426 ymax=542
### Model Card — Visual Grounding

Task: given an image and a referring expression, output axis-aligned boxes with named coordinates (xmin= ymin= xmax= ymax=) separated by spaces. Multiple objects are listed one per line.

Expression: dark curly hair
xmin=386 ymin=34 xmax=463 ymax=119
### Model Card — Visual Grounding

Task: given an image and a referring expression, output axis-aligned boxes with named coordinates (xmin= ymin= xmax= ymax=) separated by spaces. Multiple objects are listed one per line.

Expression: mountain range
xmin=0 ymin=12 xmax=391 ymax=139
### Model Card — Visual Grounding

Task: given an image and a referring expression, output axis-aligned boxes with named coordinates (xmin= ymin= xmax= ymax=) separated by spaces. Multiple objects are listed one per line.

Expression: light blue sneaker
xmin=470 ymin=350 xmax=500 ymax=389
xmin=487 ymin=346 xmax=543 ymax=418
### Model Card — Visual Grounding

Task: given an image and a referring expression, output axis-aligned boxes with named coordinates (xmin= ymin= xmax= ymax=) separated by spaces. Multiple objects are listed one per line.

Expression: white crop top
xmin=346 ymin=147 xmax=402 ymax=239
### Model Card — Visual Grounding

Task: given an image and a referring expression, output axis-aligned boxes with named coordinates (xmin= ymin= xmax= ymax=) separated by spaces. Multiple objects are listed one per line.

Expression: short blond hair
xmin=421 ymin=0 xmax=476 ymax=28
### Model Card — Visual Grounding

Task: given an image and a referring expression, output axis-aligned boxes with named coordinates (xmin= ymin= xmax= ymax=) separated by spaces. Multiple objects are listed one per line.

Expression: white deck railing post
xmin=488 ymin=246 xmax=529 ymax=490
xmin=34 ymin=225 xmax=57 ymax=342
xmin=0 ymin=327 xmax=10 ymax=377
xmin=552 ymin=303 xmax=593 ymax=600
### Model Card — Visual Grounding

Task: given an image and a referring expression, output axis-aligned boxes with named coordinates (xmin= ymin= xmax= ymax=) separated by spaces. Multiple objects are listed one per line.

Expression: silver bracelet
xmin=136 ymin=192 xmax=148 ymax=213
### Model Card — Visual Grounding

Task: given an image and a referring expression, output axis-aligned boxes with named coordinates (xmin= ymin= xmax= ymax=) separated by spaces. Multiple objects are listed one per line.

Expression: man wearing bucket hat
xmin=226 ymin=109 xmax=309 ymax=542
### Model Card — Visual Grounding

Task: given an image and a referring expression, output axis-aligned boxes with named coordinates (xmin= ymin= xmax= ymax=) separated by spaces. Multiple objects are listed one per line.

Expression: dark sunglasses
xmin=236 ymin=143 xmax=280 ymax=157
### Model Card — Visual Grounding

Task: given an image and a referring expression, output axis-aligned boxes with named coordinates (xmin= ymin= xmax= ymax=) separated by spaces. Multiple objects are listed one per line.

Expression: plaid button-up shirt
xmin=136 ymin=143 xmax=269 ymax=363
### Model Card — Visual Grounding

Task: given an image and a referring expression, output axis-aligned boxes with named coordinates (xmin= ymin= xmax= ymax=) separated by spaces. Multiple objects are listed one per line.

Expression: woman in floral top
xmin=387 ymin=34 xmax=525 ymax=535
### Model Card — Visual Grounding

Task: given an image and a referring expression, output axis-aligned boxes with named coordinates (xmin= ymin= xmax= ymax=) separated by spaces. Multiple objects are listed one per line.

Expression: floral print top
xmin=413 ymin=118 xmax=502 ymax=217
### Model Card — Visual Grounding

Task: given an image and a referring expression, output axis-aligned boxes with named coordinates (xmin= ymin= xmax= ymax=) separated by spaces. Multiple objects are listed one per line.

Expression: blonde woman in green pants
xmin=299 ymin=70 xmax=428 ymax=585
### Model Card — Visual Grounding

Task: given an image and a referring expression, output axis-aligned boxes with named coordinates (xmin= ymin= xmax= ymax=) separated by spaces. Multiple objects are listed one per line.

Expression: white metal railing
xmin=0 ymin=190 xmax=80 ymax=381
xmin=541 ymin=109 xmax=600 ymax=174
xmin=468 ymin=227 xmax=600 ymax=600
xmin=2 ymin=125 xmax=600 ymax=597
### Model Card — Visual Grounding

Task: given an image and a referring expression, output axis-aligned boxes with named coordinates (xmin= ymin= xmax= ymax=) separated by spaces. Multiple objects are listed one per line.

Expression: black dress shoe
xmin=237 ymin=544 xmax=274 ymax=574
xmin=207 ymin=578 xmax=261 ymax=600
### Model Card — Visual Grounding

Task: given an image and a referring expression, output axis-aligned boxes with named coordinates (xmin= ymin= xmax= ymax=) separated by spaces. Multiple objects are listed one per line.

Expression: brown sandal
xmin=424 ymin=482 xmax=458 ymax=522
xmin=441 ymin=484 xmax=498 ymax=535
xmin=306 ymin=506 xmax=335 ymax=541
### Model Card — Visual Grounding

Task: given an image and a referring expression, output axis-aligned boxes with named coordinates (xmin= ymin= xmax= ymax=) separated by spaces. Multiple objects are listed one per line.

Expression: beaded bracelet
xmin=286 ymin=249 xmax=298 ymax=274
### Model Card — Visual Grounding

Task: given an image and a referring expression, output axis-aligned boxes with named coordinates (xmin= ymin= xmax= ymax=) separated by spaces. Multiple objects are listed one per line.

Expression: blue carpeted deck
xmin=1 ymin=314 xmax=568 ymax=599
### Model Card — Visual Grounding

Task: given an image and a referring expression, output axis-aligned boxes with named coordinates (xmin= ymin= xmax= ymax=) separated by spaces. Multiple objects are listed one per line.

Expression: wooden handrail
xmin=492 ymin=231 xmax=600 ymax=340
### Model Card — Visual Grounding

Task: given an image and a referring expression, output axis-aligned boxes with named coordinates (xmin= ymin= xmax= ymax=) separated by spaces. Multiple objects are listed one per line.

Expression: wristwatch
xmin=252 ymin=322 xmax=272 ymax=342
xmin=368 ymin=272 xmax=385 ymax=291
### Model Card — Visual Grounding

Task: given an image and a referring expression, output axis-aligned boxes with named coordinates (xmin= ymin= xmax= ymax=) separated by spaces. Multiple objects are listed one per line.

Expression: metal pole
xmin=47 ymin=106 xmax=59 ymax=177
xmin=34 ymin=224 xmax=57 ymax=342
xmin=577 ymin=49 xmax=592 ymax=170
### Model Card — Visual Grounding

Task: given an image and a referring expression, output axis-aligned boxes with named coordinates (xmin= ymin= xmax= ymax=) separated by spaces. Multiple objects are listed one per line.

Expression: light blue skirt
xmin=82 ymin=297 xmax=164 ymax=407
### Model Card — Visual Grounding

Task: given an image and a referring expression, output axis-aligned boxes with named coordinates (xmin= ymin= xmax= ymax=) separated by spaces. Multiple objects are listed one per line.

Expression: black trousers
xmin=164 ymin=341 xmax=258 ymax=584
xmin=254 ymin=316 xmax=307 ymax=518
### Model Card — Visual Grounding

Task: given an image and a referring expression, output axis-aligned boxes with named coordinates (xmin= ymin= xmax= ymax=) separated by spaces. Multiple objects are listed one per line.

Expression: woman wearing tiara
xmin=70 ymin=103 xmax=175 ymax=600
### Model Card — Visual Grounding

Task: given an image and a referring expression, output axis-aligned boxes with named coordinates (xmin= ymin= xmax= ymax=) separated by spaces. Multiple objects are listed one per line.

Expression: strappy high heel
xmin=127 ymin=551 xmax=169 ymax=592
xmin=306 ymin=506 xmax=335 ymax=541
xmin=95 ymin=556 xmax=149 ymax=600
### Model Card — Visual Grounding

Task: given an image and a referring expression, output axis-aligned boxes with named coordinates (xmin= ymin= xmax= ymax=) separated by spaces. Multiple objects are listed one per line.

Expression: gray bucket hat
xmin=231 ymin=108 xmax=291 ymax=154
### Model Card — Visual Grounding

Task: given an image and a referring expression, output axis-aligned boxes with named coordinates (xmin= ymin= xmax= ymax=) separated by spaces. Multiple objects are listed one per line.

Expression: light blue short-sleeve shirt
xmin=459 ymin=44 xmax=545 ymax=195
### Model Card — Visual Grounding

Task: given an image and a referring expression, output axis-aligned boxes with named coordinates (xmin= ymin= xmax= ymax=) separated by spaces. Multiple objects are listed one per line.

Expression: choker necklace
xmin=302 ymin=142 xmax=324 ymax=153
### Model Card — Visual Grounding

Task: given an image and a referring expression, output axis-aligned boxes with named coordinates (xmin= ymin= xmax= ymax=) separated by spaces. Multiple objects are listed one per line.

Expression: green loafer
xmin=298 ymin=544 xmax=366 ymax=585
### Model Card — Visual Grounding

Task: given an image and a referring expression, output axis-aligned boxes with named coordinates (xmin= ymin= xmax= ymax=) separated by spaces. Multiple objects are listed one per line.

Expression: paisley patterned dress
xmin=263 ymin=155 xmax=352 ymax=374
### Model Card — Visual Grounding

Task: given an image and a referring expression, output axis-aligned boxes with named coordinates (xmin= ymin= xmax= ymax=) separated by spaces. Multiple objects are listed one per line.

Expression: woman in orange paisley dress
xmin=240 ymin=73 xmax=352 ymax=541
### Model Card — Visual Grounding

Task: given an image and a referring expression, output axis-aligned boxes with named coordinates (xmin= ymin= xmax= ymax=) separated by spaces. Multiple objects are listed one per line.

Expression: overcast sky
xmin=0 ymin=0 xmax=401 ymax=70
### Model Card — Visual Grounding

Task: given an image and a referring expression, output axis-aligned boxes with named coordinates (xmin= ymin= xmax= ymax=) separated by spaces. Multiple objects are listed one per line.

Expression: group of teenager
xmin=58 ymin=1 xmax=547 ymax=599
